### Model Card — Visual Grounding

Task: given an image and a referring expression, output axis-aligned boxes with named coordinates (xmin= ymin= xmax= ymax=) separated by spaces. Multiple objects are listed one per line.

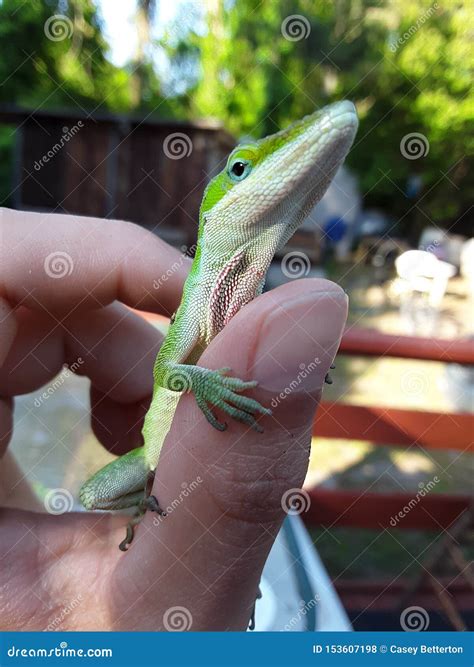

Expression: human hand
xmin=0 ymin=208 xmax=347 ymax=630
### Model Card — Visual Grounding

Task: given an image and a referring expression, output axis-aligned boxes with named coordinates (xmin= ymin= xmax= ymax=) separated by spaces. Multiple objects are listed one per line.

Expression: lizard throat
xmin=207 ymin=249 xmax=266 ymax=340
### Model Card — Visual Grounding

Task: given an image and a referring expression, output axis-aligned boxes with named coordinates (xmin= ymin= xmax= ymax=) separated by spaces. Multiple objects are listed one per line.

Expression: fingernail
xmin=253 ymin=288 xmax=348 ymax=396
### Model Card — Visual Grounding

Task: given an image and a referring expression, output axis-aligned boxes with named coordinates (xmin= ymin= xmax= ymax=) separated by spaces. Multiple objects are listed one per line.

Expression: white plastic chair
xmin=395 ymin=249 xmax=456 ymax=307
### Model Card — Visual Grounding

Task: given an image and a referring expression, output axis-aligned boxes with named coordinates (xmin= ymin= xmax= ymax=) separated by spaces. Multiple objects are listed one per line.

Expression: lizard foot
xmin=119 ymin=512 xmax=143 ymax=552
xmin=140 ymin=494 xmax=167 ymax=517
xmin=248 ymin=585 xmax=263 ymax=631
xmin=193 ymin=367 xmax=271 ymax=432
xmin=118 ymin=495 xmax=167 ymax=551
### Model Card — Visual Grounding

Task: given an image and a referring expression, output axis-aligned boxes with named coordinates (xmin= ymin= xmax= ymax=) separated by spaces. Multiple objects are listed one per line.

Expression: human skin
xmin=0 ymin=207 xmax=347 ymax=630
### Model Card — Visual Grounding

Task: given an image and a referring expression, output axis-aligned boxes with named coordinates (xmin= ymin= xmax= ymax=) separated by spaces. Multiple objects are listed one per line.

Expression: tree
xmin=0 ymin=0 xmax=133 ymax=111
xmin=163 ymin=0 xmax=473 ymax=233
xmin=1 ymin=0 xmax=471 ymax=231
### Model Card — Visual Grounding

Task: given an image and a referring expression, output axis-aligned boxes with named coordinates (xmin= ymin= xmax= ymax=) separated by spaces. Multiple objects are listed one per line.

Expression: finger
xmin=119 ymin=278 xmax=347 ymax=631
xmin=0 ymin=303 xmax=161 ymax=454
xmin=90 ymin=387 xmax=149 ymax=456
xmin=63 ymin=302 xmax=160 ymax=404
xmin=0 ymin=307 xmax=63 ymax=396
xmin=0 ymin=207 xmax=191 ymax=315
xmin=64 ymin=301 xmax=160 ymax=454
xmin=0 ymin=303 xmax=160 ymax=399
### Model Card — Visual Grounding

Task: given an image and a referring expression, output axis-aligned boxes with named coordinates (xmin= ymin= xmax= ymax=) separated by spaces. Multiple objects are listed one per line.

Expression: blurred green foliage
xmin=0 ymin=0 xmax=472 ymax=233
xmin=0 ymin=0 xmax=129 ymax=110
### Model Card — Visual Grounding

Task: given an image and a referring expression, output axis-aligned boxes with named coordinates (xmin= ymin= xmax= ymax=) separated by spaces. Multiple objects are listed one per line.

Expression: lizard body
xmin=79 ymin=101 xmax=358 ymax=537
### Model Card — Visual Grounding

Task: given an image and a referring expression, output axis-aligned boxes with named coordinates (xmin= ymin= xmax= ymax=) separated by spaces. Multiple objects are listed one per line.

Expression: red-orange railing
xmin=306 ymin=326 xmax=474 ymax=531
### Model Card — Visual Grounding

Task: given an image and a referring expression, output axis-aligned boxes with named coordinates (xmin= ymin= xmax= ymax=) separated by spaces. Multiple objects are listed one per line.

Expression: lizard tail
xmin=142 ymin=386 xmax=182 ymax=470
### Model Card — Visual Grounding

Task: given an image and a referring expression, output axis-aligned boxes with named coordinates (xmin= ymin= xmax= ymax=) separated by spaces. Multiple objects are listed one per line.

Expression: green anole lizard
xmin=80 ymin=101 xmax=358 ymax=553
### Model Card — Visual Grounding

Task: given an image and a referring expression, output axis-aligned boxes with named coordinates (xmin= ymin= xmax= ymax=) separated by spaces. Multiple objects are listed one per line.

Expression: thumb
xmin=120 ymin=278 xmax=347 ymax=630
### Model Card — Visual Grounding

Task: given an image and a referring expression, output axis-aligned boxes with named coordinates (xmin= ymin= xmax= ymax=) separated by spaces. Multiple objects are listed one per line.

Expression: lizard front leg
xmin=161 ymin=363 xmax=272 ymax=432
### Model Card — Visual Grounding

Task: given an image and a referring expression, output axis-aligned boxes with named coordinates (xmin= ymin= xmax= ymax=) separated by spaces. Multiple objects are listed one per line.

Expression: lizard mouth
xmin=317 ymin=100 xmax=359 ymax=164
xmin=252 ymin=101 xmax=359 ymax=251
xmin=251 ymin=100 xmax=358 ymax=197
xmin=285 ymin=100 xmax=358 ymax=178
xmin=256 ymin=100 xmax=358 ymax=213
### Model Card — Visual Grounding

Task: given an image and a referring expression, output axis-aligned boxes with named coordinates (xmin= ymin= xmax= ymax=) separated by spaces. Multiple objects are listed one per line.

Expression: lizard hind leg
xmin=80 ymin=447 xmax=166 ymax=551
xmin=79 ymin=447 xmax=151 ymax=512
xmin=118 ymin=493 xmax=167 ymax=552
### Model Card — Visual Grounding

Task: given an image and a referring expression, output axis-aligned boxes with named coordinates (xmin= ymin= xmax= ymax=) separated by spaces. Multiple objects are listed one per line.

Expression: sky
xmin=97 ymin=0 xmax=182 ymax=67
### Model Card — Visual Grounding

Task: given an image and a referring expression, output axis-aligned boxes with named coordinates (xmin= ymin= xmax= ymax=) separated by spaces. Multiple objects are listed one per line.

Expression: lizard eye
xmin=228 ymin=159 xmax=251 ymax=182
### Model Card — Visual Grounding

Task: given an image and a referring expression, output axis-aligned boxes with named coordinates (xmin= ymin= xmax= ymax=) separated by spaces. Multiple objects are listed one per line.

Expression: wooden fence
xmin=0 ymin=106 xmax=235 ymax=248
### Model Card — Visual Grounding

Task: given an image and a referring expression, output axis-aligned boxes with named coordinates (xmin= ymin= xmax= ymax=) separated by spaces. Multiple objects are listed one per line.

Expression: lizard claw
xmin=196 ymin=394 xmax=228 ymax=431
xmin=119 ymin=523 xmax=134 ymax=552
xmin=142 ymin=495 xmax=167 ymax=517
xmin=119 ymin=495 xmax=167 ymax=551
xmin=325 ymin=363 xmax=336 ymax=385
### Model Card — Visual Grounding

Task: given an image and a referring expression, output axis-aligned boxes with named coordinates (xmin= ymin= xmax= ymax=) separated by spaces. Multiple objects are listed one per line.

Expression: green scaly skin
xmin=79 ymin=100 xmax=358 ymax=542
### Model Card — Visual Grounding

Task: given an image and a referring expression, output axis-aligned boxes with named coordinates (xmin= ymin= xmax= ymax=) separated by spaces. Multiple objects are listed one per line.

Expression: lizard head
xmin=199 ymin=100 xmax=358 ymax=258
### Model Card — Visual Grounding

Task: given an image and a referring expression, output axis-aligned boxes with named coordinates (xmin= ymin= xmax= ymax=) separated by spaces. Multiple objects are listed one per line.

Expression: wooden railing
xmin=306 ymin=326 xmax=474 ymax=531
